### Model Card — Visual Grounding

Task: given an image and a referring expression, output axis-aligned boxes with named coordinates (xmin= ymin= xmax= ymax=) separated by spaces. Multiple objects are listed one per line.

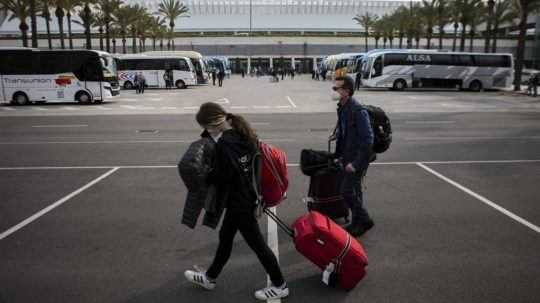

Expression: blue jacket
xmin=335 ymin=96 xmax=374 ymax=171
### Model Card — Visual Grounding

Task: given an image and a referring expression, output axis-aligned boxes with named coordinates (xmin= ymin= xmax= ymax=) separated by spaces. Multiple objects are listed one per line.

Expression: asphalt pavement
xmin=1 ymin=75 xmax=539 ymax=303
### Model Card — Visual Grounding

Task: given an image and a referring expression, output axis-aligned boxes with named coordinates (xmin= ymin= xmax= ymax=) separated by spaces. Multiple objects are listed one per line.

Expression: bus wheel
xmin=76 ymin=91 xmax=92 ymax=104
xmin=469 ymin=80 xmax=482 ymax=92
xmin=393 ymin=79 xmax=406 ymax=91
xmin=124 ymin=81 xmax=134 ymax=89
xmin=175 ymin=80 xmax=186 ymax=89
xmin=13 ymin=92 xmax=29 ymax=105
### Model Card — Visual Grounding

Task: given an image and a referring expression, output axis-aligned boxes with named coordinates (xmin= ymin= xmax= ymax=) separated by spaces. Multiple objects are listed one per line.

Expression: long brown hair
xmin=196 ymin=102 xmax=258 ymax=147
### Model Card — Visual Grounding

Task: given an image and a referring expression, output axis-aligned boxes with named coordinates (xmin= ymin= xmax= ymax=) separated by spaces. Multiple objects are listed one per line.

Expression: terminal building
xmin=1 ymin=0 xmax=539 ymax=71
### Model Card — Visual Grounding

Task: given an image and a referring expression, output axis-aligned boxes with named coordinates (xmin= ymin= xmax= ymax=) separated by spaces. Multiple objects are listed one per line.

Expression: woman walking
xmin=184 ymin=102 xmax=289 ymax=301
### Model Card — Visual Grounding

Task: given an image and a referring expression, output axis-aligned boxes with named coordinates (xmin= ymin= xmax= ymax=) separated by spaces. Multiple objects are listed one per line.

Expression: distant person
xmin=134 ymin=73 xmax=140 ymax=94
xmin=532 ymin=73 xmax=539 ymax=97
xmin=311 ymin=69 xmax=315 ymax=80
xmin=280 ymin=68 xmax=285 ymax=80
xmin=241 ymin=68 xmax=245 ymax=78
xmin=218 ymin=69 xmax=225 ymax=87
xmin=211 ymin=69 xmax=217 ymax=86
xmin=315 ymin=68 xmax=320 ymax=81
xmin=138 ymin=72 xmax=146 ymax=94
xmin=163 ymin=70 xmax=171 ymax=89
xmin=321 ymin=68 xmax=327 ymax=81
xmin=355 ymin=71 xmax=362 ymax=91
xmin=291 ymin=68 xmax=295 ymax=79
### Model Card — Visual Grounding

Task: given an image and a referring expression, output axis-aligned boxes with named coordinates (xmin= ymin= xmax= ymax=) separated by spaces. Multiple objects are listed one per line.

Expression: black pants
xmin=341 ymin=169 xmax=372 ymax=227
xmin=206 ymin=210 xmax=285 ymax=286
xmin=218 ymin=78 xmax=223 ymax=87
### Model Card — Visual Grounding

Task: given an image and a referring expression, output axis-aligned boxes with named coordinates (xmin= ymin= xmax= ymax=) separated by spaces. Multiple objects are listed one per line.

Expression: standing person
xmin=184 ymin=103 xmax=289 ymax=301
xmin=241 ymin=67 xmax=245 ymax=78
xmin=134 ymin=73 xmax=140 ymax=94
xmin=218 ymin=69 xmax=225 ymax=87
xmin=138 ymin=72 xmax=146 ymax=94
xmin=280 ymin=68 xmax=285 ymax=81
xmin=355 ymin=71 xmax=362 ymax=91
xmin=291 ymin=68 xmax=295 ymax=80
xmin=332 ymin=76 xmax=375 ymax=237
xmin=211 ymin=68 xmax=217 ymax=86
xmin=533 ymin=73 xmax=539 ymax=97
xmin=163 ymin=70 xmax=170 ymax=89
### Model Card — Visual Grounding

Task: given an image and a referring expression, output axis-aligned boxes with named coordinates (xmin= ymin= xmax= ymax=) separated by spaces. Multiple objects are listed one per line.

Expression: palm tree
xmin=73 ymin=0 xmax=95 ymax=49
xmin=149 ymin=16 xmax=166 ymax=51
xmin=381 ymin=14 xmax=396 ymax=48
xmin=410 ymin=3 xmax=424 ymax=49
xmin=136 ymin=12 xmax=153 ymax=52
xmin=513 ymin=0 xmax=540 ymax=91
xmin=92 ymin=11 xmax=106 ymax=50
xmin=157 ymin=0 xmax=189 ymax=50
xmin=450 ymin=0 xmax=462 ymax=51
xmin=353 ymin=11 xmax=378 ymax=52
xmin=63 ymin=0 xmax=80 ymax=49
xmin=157 ymin=24 xmax=167 ymax=50
xmin=99 ymin=0 xmax=122 ymax=53
xmin=393 ymin=6 xmax=408 ymax=48
xmin=54 ymin=0 xmax=66 ymax=49
xmin=112 ymin=5 xmax=134 ymax=53
xmin=126 ymin=4 xmax=144 ymax=53
xmin=29 ymin=0 xmax=37 ymax=47
xmin=372 ymin=19 xmax=383 ymax=48
xmin=435 ymin=0 xmax=449 ymax=49
xmin=38 ymin=0 xmax=52 ymax=49
xmin=485 ymin=0 xmax=495 ymax=52
xmin=2 ymin=0 xmax=31 ymax=47
xmin=491 ymin=0 xmax=517 ymax=52
xmin=422 ymin=0 xmax=436 ymax=49
xmin=467 ymin=0 xmax=485 ymax=52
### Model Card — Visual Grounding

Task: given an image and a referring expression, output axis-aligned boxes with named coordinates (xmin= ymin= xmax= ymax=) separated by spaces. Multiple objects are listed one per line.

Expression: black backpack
xmin=348 ymin=105 xmax=392 ymax=154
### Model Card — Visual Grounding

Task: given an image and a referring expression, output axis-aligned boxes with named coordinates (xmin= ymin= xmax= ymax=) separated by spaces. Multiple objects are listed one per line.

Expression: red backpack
xmin=254 ymin=142 xmax=289 ymax=207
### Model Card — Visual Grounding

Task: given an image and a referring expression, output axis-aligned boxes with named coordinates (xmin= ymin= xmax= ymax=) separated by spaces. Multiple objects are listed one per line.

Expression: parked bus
xmin=117 ymin=54 xmax=197 ymax=89
xmin=0 ymin=48 xmax=119 ymax=105
xmin=144 ymin=51 xmax=208 ymax=84
xmin=345 ymin=53 xmax=365 ymax=79
xmin=204 ymin=56 xmax=232 ymax=77
xmin=361 ymin=49 xmax=514 ymax=91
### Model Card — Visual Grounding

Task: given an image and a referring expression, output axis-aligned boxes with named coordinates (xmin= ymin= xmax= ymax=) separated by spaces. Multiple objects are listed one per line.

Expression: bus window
xmin=178 ymin=59 xmax=189 ymax=71
xmin=373 ymin=56 xmax=383 ymax=78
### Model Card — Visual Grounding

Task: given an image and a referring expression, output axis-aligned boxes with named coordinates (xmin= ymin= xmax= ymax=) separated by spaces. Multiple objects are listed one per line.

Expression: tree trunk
xmin=439 ymin=26 xmax=444 ymax=49
xmin=122 ymin=35 xmax=127 ymax=54
xmin=67 ymin=13 xmax=73 ymax=49
xmin=84 ymin=4 xmax=92 ymax=49
xmin=132 ymin=30 xmax=137 ymax=53
xmin=485 ymin=0 xmax=494 ymax=53
xmin=56 ymin=7 xmax=65 ymax=49
xmin=99 ymin=27 xmax=104 ymax=51
xmin=160 ymin=39 xmax=164 ymax=51
xmin=427 ymin=36 xmax=432 ymax=49
xmin=30 ymin=0 xmax=38 ymax=48
xmin=452 ymin=23 xmax=458 ymax=51
xmin=112 ymin=39 xmax=116 ymax=53
xmin=105 ymin=20 xmax=111 ymax=52
xmin=19 ymin=22 xmax=29 ymax=47
xmin=514 ymin=5 xmax=528 ymax=91
xmin=389 ymin=38 xmax=393 ymax=48
xmin=469 ymin=30 xmax=474 ymax=52
xmin=383 ymin=37 xmax=387 ymax=48
xmin=365 ymin=30 xmax=369 ymax=52
xmin=399 ymin=33 xmax=403 ymax=48
xmin=415 ymin=37 xmax=420 ymax=49
xmin=153 ymin=37 xmax=156 ymax=51
xmin=460 ymin=21 xmax=467 ymax=51
xmin=375 ymin=38 xmax=379 ymax=49
xmin=45 ymin=18 xmax=52 ymax=49
xmin=491 ymin=22 xmax=499 ymax=53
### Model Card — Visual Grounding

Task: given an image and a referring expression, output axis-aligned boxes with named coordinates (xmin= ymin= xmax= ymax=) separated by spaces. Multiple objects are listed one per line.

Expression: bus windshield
xmin=100 ymin=55 xmax=117 ymax=79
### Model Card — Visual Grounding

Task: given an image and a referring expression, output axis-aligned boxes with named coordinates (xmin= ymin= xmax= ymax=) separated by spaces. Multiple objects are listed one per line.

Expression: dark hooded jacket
xmin=208 ymin=129 xmax=258 ymax=214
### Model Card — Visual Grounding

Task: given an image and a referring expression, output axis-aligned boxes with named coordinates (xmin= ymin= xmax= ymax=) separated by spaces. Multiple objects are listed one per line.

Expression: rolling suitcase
xmin=301 ymin=140 xmax=349 ymax=222
xmin=265 ymin=210 xmax=368 ymax=290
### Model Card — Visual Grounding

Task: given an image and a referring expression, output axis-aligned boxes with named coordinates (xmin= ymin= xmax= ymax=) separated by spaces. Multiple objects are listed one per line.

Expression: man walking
xmin=332 ymin=76 xmax=375 ymax=237
xmin=138 ymin=72 xmax=146 ymax=94
xmin=217 ymin=69 xmax=225 ymax=87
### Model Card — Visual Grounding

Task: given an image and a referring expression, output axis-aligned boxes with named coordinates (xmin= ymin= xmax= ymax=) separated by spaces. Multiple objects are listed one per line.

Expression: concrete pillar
xmin=247 ymin=57 xmax=251 ymax=74
xmin=313 ymin=57 xmax=318 ymax=71
xmin=269 ymin=57 xmax=273 ymax=69
xmin=291 ymin=57 xmax=295 ymax=69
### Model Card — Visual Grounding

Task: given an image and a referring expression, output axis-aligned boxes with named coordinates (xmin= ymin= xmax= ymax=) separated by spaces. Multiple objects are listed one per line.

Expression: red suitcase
xmin=265 ymin=210 xmax=368 ymax=290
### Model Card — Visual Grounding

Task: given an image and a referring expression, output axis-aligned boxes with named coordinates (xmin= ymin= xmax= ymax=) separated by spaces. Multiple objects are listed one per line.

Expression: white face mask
xmin=331 ymin=91 xmax=342 ymax=101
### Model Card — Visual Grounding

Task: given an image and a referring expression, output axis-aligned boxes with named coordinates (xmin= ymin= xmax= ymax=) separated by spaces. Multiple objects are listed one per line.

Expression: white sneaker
xmin=254 ymin=284 xmax=289 ymax=301
xmin=184 ymin=267 xmax=216 ymax=290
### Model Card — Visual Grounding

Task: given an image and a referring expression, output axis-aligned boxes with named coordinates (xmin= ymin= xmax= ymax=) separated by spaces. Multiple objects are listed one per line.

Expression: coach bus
xmin=144 ymin=51 xmax=208 ymax=84
xmin=117 ymin=54 xmax=197 ymax=89
xmin=0 ymin=48 xmax=119 ymax=105
xmin=361 ymin=49 xmax=514 ymax=91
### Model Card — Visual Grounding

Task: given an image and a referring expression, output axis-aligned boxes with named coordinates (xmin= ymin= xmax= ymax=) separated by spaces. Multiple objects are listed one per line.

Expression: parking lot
xmin=1 ymin=75 xmax=540 ymax=303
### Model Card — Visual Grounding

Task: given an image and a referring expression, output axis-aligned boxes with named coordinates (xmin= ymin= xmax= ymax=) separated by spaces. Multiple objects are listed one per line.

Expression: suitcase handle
xmin=264 ymin=208 xmax=294 ymax=238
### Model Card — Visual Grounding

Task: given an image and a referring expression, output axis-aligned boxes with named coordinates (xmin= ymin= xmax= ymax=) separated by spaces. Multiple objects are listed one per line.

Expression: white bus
xmin=361 ymin=50 xmax=514 ymax=91
xmin=0 ymin=48 xmax=119 ymax=105
xmin=117 ymin=55 xmax=197 ymax=89
xmin=144 ymin=51 xmax=209 ymax=84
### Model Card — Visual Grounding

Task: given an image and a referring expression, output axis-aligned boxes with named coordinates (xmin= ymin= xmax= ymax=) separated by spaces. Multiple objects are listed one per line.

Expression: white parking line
xmin=61 ymin=107 xmax=79 ymax=111
xmin=1 ymin=107 xmax=16 ymax=111
xmin=121 ymin=105 xmax=138 ymax=109
xmin=0 ymin=167 xmax=119 ymax=241
xmin=286 ymin=96 xmax=297 ymax=108
xmin=160 ymin=107 xmax=178 ymax=110
xmin=417 ymin=163 xmax=540 ymax=234
xmin=32 ymin=124 xmax=88 ymax=128
xmin=253 ymin=106 xmax=272 ymax=109
xmin=183 ymin=106 xmax=198 ymax=110
xmin=266 ymin=206 xmax=281 ymax=303
xmin=230 ymin=106 xmax=248 ymax=109
xmin=93 ymin=106 xmax=112 ymax=110
xmin=405 ymin=121 xmax=456 ymax=124
xmin=146 ymin=98 xmax=161 ymax=101
xmin=276 ymin=106 xmax=292 ymax=109
xmin=216 ymin=98 xmax=230 ymax=104
xmin=33 ymin=107 xmax=48 ymax=111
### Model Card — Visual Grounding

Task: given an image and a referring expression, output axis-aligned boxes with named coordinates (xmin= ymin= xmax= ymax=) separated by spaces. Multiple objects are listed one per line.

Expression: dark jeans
xmin=340 ymin=169 xmax=372 ymax=227
xmin=218 ymin=78 xmax=223 ymax=87
xmin=206 ymin=210 xmax=285 ymax=286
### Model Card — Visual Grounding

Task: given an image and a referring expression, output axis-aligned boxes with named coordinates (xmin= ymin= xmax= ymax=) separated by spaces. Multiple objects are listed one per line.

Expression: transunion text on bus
xmin=3 ymin=78 xmax=53 ymax=84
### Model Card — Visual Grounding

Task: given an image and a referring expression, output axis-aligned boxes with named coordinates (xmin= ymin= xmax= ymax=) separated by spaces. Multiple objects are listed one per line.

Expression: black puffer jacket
xmin=178 ymin=135 xmax=222 ymax=229
xmin=209 ymin=129 xmax=258 ymax=213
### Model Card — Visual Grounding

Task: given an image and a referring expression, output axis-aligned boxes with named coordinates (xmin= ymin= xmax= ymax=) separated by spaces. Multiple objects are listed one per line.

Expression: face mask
xmin=331 ymin=91 xmax=342 ymax=101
